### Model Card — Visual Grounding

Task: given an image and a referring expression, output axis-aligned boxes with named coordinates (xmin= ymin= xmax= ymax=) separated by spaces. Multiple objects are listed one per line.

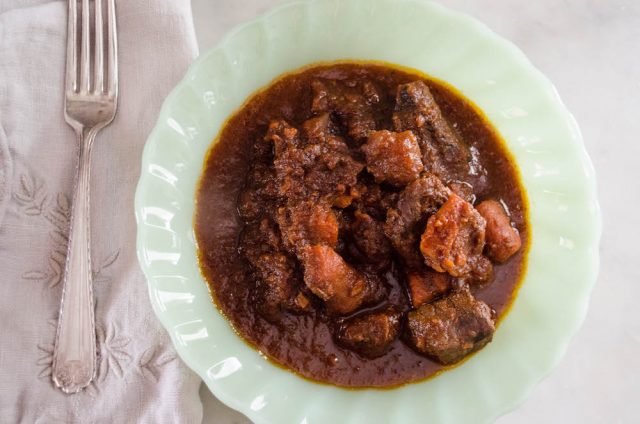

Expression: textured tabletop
xmin=191 ymin=0 xmax=640 ymax=422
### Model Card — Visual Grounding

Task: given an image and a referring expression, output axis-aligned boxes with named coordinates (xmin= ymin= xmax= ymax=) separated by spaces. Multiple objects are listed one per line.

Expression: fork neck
xmin=74 ymin=125 xmax=100 ymax=150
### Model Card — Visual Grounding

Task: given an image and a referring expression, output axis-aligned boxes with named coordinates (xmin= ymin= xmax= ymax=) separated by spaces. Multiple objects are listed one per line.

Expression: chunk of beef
xmin=448 ymin=180 xmax=476 ymax=204
xmin=277 ymin=201 xmax=339 ymax=258
xmin=420 ymin=193 xmax=486 ymax=277
xmin=407 ymin=271 xmax=452 ymax=308
xmin=237 ymin=163 xmax=279 ymax=222
xmin=464 ymin=255 xmax=494 ymax=285
xmin=239 ymin=217 xmax=282 ymax=266
xmin=393 ymin=81 xmax=469 ymax=178
xmin=301 ymin=244 xmax=367 ymax=315
xmin=265 ymin=119 xmax=300 ymax=157
xmin=350 ymin=181 xmax=398 ymax=221
xmin=307 ymin=139 xmax=364 ymax=202
xmin=384 ymin=173 xmax=451 ymax=267
xmin=268 ymin=119 xmax=306 ymax=198
xmin=476 ymin=200 xmax=522 ymax=263
xmin=302 ymin=113 xmax=340 ymax=143
xmin=362 ymin=130 xmax=424 ymax=186
xmin=253 ymin=253 xmax=310 ymax=320
xmin=336 ymin=309 xmax=401 ymax=358
xmin=360 ymin=272 xmax=389 ymax=306
xmin=311 ymin=79 xmax=380 ymax=141
xmin=391 ymin=173 xmax=451 ymax=229
xmin=303 ymin=126 xmax=364 ymax=202
xmin=407 ymin=286 xmax=495 ymax=364
xmin=303 ymin=113 xmax=356 ymax=207
xmin=350 ymin=210 xmax=392 ymax=269
xmin=269 ymin=118 xmax=364 ymax=203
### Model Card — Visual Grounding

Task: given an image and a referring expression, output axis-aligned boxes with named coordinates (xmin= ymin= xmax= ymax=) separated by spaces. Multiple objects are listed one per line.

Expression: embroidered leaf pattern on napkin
xmin=36 ymin=319 xmax=58 ymax=379
xmin=96 ymin=322 xmax=132 ymax=381
xmin=18 ymin=166 xmax=121 ymax=287
xmin=138 ymin=346 xmax=177 ymax=383
xmin=44 ymin=193 xmax=71 ymax=233
xmin=36 ymin=343 xmax=54 ymax=379
xmin=22 ymin=251 xmax=65 ymax=288
xmin=13 ymin=172 xmax=47 ymax=216
xmin=17 ymin=166 xmax=71 ymax=287
xmin=93 ymin=249 xmax=121 ymax=284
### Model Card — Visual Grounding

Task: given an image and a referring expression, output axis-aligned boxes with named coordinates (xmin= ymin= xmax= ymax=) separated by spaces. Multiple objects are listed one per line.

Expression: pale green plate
xmin=134 ymin=0 xmax=601 ymax=422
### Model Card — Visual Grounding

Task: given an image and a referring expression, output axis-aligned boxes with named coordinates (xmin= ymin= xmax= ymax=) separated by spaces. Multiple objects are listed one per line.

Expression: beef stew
xmin=195 ymin=62 xmax=528 ymax=387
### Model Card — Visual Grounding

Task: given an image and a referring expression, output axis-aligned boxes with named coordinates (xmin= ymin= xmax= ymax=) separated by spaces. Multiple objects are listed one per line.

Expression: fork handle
xmin=52 ymin=128 xmax=97 ymax=393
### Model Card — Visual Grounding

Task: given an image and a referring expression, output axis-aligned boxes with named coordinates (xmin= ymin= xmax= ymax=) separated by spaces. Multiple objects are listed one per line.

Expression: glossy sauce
xmin=195 ymin=62 xmax=529 ymax=387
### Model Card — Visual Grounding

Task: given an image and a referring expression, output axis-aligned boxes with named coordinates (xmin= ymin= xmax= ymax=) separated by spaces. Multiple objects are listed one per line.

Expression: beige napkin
xmin=0 ymin=1 xmax=204 ymax=422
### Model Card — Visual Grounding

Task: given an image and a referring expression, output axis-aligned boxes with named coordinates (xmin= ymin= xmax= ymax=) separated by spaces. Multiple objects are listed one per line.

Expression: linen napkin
xmin=0 ymin=1 xmax=204 ymax=422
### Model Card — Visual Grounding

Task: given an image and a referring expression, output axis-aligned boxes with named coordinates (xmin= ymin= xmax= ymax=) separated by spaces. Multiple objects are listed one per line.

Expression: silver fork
xmin=51 ymin=0 xmax=118 ymax=394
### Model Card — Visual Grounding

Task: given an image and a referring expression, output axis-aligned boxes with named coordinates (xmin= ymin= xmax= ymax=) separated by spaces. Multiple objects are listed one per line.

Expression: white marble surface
xmin=191 ymin=0 xmax=640 ymax=422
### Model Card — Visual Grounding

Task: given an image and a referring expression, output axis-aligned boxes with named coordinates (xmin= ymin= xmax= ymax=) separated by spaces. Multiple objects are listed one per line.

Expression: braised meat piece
xmin=336 ymin=309 xmax=401 ymax=358
xmin=385 ymin=173 xmax=451 ymax=267
xmin=302 ymin=113 xmax=340 ymax=143
xmin=265 ymin=119 xmax=300 ymax=158
xmin=237 ymin=163 xmax=279 ymax=222
xmin=464 ymin=255 xmax=494 ymax=285
xmin=350 ymin=210 xmax=392 ymax=269
xmin=241 ymin=219 xmax=310 ymax=320
xmin=361 ymin=130 xmax=424 ymax=186
xmin=311 ymin=79 xmax=380 ymax=141
xmin=420 ymin=193 xmax=486 ymax=277
xmin=270 ymin=118 xmax=364 ymax=203
xmin=407 ymin=271 xmax=452 ymax=308
xmin=392 ymin=173 xmax=451 ymax=220
xmin=276 ymin=201 xmax=339 ymax=258
xmin=239 ymin=217 xmax=283 ymax=266
xmin=303 ymin=135 xmax=364 ymax=200
xmin=407 ymin=286 xmax=495 ymax=364
xmin=393 ymin=81 xmax=469 ymax=178
xmin=253 ymin=253 xmax=310 ymax=320
xmin=267 ymin=119 xmax=305 ymax=198
xmin=302 ymin=113 xmax=364 ymax=208
xmin=301 ymin=244 xmax=368 ymax=315
xmin=448 ymin=180 xmax=476 ymax=204
xmin=350 ymin=181 xmax=398 ymax=221
xmin=476 ymin=200 xmax=522 ymax=263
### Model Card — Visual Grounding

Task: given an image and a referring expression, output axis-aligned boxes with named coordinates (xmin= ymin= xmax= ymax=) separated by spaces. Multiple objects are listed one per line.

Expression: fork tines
xmin=66 ymin=0 xmax=117 ymax=96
